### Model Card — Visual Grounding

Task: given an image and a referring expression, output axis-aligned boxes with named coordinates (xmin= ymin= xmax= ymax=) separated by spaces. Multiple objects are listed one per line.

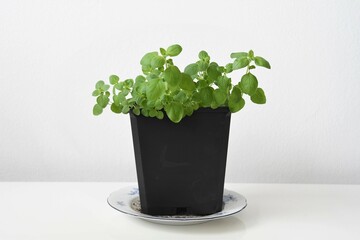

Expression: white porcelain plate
xmin=107 ymin=185 xmax=247 ymax=225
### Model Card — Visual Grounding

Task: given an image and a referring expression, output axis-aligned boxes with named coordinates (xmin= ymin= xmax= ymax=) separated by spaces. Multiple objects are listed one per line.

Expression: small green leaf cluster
xmin=92 ymin=44 xmax=271 ymax=123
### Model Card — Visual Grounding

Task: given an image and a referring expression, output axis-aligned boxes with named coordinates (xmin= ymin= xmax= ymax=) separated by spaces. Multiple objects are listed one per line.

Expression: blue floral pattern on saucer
xmin=128 ymin=188 xmax=139 ymax=196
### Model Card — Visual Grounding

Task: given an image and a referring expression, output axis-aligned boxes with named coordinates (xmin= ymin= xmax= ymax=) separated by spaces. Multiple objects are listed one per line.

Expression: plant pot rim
xmin=130 ymin=107 xmax=230 ymax=118
xmin=194 ymin=107 xmax=230 ymax=112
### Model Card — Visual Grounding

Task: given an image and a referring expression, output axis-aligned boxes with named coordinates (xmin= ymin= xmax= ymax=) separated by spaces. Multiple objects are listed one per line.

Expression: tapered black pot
xmin=130 ymin=107 xmax=231 ymax=215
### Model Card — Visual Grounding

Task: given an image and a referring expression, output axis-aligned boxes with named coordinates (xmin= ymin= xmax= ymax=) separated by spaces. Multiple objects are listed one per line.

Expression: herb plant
xmin=92 ymin=44 xmax=271 ymax=123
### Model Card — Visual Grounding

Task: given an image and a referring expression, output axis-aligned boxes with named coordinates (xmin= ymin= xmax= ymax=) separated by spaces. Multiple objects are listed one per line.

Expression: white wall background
xmin=1 ymin=0 xmax=359 ymax=183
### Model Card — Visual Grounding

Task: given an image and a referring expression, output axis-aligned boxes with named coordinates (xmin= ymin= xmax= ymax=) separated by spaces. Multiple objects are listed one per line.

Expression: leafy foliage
xmin=92 ymin=45 xmax=271 ymax=123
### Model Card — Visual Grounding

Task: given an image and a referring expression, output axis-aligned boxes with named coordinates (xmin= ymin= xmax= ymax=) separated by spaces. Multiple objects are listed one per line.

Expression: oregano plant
xmin=92 ymin=44 xmax=271 ymax=123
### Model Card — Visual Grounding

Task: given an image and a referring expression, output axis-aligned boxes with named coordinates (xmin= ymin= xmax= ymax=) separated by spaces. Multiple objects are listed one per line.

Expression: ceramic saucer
xmin=107 ymin=185 xmax=247 ymax=225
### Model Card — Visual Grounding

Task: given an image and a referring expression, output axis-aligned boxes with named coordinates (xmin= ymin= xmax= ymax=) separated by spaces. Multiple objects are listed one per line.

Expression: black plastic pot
xmin=130 ymin=107 xmax=231 ymax=215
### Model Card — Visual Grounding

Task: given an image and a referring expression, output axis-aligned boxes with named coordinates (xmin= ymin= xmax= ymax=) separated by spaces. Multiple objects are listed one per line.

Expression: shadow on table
xmin=136 ymin=216 xmax=246 ymax=235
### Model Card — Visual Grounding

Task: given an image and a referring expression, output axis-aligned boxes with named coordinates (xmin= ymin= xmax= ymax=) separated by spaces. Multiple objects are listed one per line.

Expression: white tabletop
xmin=0 ymin=182 xmax=359 ymax=240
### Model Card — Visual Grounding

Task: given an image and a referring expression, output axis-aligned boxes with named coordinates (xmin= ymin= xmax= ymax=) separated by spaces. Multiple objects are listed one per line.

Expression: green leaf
xmin=217 ymin=66 xmax=225 ymax=73
xmin=149 ymin=109 xmax=157 ymax=117
xmin=97 ymin=95 xmax=109 ymax=108
xmin=192 ymin=91 xmax=201 ymax=102
xmin=211 ymin=101 xmax=218 ymax=109
xmin=166 ymin=44 xmax=182 ymax=56
xmin=95 ymin=80 xmax=104 ymax=89
xmin=138 ymin=99 xmax=146 ymax=108
xmin=213 ymin=89 xmax=227 ymax=105
xmin=198 ymin=50 xmax=209 ymax=60
xmin=173 ymin=91 xmax=187 ymax=103
xmin=122 ymin=105 xmax=130 ymax=114
xmin=197 ymin=60 xmax=208 ymax=71
xmin=133 ymin=107 xmax=140 ymax=115
xmin=100 ymin=84 xmax=110 ymax=92
xmin=141 ymin=108 xmax=149 ymax=117
xmin=140 ymin=52 xmax=158 ymax=66
xmin=199 ymin=86 xmax=214 ymax=107
xmin=151 ymin=55 xmax=165 ymax=68
xmin=207 ymin=64 xmax=221 ymax=83
xmin=230 ymin=52 xmax=247 ymax=59
xmin=217 ymin=76 xmax=231 ymax=90
xmin=184 ymin=63 xmax=198 ymax=76
xmin=163 ymin=95 xmax=172 ymax=104
xmin=113 ymin=95 xmax=120 ymax=106
xmin=225 ymin=63 xmax=233 ymax=73
xmin=156 ymin=111 xmax=164 ymax=119
xmin=228 ymin=86 xmax=245 ymax=113
xmin=146 ymin=100 xmax=155 ymax=108
xmin=155 ymin=99 xmax=162 ymax=110
xmin=93 ymin=104 xmax=103 ymax=115
xmin=209 ymin=62 xmax=218 ymax=67
xmin=128 ymin=98 xmax=136 ymax=105
xmin=142 ymin=65 xmax=151 ymax=74
xmin=166 ymin=58 xmax=174 ymax=65
xmin=135 ymin=75 xmax=146 ymax=83
xmin=233 ymin=57 xmax=250 ymax=70
xmin=146 ymin=78 xmax=166 ymax=101
xmin=124 ymin=79 xmax=134 ymax=88
xmin=110 ymin=103 xmax=123 ymax=113
xmin=196 ymin=80 xmax=208 ymax=89
xmin=109 ymin=75 xmax=119 ymax=85
xmin=251 ymin=88 xmax=266 ymax=104
xmin=165 ymin=102 xmax=184 ymax=123
xmin=248 ymin=50 xmax=254 ymax=59
xmin=163 ymin=66 xmax=181 ymax=88
xmin=184 ymin=107 xmax=194 ymax=116
xmin=160 ymin=48 xmax=167 ymax=56
xmin=115 ymin=82 xmax=124 ymax=90
xmin=254 ymin=56 xmax=271 ymax=69
xmin=179 ymin=73 xmax=195 ymax=91
xmin=121 ymin=88 xmax=130 ymax=96
xmin=146 ymin=73 xmax=159 ymax=81
xmin=92 ymin=89 xmax=101 ymax=96
xmin=239 ymin=73 xmax=258 ymax=96
xmin=113 ymin=93 xmax=126 ymax=106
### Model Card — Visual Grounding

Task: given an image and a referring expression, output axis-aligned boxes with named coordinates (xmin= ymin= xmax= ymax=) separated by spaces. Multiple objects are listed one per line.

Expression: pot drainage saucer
xmin=107 ymin=185 xmax=247 ymax=225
